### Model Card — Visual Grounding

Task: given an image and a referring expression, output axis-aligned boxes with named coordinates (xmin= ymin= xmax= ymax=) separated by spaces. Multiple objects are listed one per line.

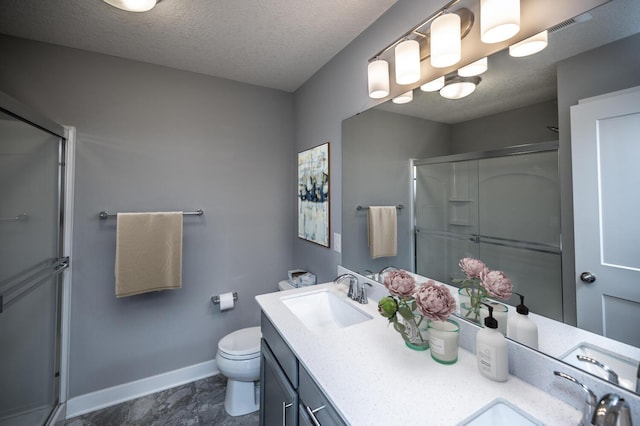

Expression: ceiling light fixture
xmin=439 ymin=76 xmax=480 ymax=100
xmin=431 ymin=13 xmax=462 ymax=68
xmin=480 ymin=0 xmax=520 ymax=43
xmin=420 ymin=76 xmax=445 ymax=92
xmin=395 ymin=39 xmax=421 ymax=85
xmin=392 ymin=90 xmax=414 ymax=104
xmin=509 ymin=30 xmax=548 ymax=57
xmin=457 ymin=57 xmax=488 ymax=77
xmin=368 ymin=59 xmax=390 ymax=99
xmin=102 ymin=0 xmax=159 ymax=12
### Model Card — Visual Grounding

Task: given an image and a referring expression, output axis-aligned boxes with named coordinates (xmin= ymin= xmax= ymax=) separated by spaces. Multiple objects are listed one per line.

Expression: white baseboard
xmin=66 ymin=360 xmax=219 ymax=419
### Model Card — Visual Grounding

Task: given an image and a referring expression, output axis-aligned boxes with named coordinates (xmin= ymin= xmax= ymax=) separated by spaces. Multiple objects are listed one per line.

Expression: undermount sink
xmin=458 ymin=399 xmax=543 ymax=426
xmin=281 ymin=289 xmax=373 ymax=331
xmin=560 ymin=342 xmax=639 ymax=391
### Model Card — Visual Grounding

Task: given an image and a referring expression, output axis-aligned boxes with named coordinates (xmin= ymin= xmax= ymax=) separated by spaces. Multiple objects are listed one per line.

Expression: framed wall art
xmin=297 ymin=142 xmax=330 ymax=247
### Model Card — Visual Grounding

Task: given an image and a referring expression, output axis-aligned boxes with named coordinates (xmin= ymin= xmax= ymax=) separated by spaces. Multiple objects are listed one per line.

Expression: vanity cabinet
xmin=261 ymin=340 xmax=298 ymax=425
xmin=260 ymin=313 xmax=347 ymax=426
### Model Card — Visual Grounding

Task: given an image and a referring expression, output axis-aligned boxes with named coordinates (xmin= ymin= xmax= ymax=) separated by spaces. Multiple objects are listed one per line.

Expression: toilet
xmin=215 ymin=280 xmax=295 ymax=416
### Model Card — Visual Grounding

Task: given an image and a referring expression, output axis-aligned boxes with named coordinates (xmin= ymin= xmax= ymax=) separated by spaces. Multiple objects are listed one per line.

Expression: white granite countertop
xmin=256 ymin=282 xmax=582 ymax=425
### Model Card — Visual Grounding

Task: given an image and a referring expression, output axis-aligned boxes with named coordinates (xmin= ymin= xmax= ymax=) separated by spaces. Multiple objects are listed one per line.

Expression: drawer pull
xmin=306 ymin=404 xmax=326 ymax=426
xmin=282 ymin=401 xmax=293 ymax=426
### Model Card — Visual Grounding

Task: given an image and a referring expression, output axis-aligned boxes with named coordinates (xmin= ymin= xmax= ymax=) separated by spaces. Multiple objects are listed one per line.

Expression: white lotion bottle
xmin=476 ymin=303 xmax=508 ymax=382
xmin=507 ymin=292 xmax=539 ymax=349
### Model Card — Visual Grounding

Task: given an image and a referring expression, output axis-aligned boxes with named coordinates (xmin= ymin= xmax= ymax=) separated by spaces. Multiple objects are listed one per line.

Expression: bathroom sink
xmin=458 ymin=399 xmax=543 ymax=426
xmin=281 ymin=289 xmax=373 ymax=331
xmin=560 ymin=342 xmax=639 ymax=391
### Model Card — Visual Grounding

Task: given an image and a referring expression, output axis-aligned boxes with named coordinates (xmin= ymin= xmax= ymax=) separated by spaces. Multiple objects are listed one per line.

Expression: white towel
xmin=115 ymin=212 xmax=183 ymax=297
xmin=367 ymin=206 xmax=397 ymax=259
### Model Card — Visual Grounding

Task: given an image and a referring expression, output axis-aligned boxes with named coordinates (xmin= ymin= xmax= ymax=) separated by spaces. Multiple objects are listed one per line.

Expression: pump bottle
xmin=476 ymin=303 xmax=508 ymax=382
xmin=507 ymin=292 xmax=539 ymax=350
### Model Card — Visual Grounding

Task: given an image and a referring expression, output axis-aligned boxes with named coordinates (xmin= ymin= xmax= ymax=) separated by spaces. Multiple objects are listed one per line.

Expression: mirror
xmin=342 ymin=0 xmax=640 ymax=394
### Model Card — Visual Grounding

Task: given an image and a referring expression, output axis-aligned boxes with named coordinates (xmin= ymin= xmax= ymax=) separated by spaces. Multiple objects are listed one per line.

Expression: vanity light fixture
xmin=420 ymin=76 xmax=445 ymax=92
xmin=395 ymin=39 xmax=421 ymax=85
xmin=102 ymin=0 xmax=160 ymax=12
xmin=368 ymin=59 xmax=390 ymax=99
xmin=480 ymin=0 xmax=520 ymax=44
xmin=392 ymin=90 xmax=414 ymax=104
xmin=431 ymin=12 xmax=462 ymax=68
xmin=509 ymin=30 xmax=548 ymax=57
xmin=439 ymin=76 xmax=480 ymax=100
xmin=457 ymin=57 xmax=488 ymax=77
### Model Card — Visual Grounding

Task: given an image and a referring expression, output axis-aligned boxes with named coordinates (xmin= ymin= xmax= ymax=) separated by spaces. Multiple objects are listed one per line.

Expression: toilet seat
xmin=217 ymin=326 xmax=261 ymax=360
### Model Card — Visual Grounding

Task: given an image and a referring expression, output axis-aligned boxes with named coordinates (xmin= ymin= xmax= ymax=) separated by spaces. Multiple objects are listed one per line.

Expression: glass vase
xmin=402 ymin=314 xmax=430 ymax=351
xmin=457 ymin=287 xmax=484 ymax=324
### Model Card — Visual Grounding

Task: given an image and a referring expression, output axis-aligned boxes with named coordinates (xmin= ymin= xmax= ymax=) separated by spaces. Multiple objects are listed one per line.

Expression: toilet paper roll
xmin=219 ymin=292 xmax=235 ymax=311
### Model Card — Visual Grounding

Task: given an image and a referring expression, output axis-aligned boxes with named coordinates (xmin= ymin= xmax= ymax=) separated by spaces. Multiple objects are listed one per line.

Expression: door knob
xmin=580 ymin=272 xmax=596 ymax=283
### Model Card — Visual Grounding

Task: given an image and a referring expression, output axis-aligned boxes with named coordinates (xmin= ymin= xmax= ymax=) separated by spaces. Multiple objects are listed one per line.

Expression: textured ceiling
xmin=0 ymin=0 xmax=397 ymax=92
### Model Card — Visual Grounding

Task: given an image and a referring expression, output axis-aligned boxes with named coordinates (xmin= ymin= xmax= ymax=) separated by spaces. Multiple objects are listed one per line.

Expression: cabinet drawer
xmin=261 ymin=312 xmax=298 ymax=388
xmin=299 ymin=365 xmax=347 ymax=426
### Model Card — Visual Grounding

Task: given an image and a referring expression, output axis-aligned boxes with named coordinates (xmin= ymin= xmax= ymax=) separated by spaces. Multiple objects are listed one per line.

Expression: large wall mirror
xmin=342 ymin=0 xmax=640 ymax=395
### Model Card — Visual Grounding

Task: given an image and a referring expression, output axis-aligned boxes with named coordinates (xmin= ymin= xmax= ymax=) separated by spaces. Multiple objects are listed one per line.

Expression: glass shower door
xmin=414 ymin=160 xmax=479 ymax=283
xmin=0 ymin=109 xmax=66 ymax=426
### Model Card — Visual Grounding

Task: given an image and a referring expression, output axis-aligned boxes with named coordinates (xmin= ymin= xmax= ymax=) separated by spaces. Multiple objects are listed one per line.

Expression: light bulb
xmin=395 ymin=40 xmax=421 ymax=85
xmin=368 ymin=59 xmax=390 ymax=99
xmin=458 ymin=57 xmax=488 ymax=77
xmin=481 ymin=0 xmax=520 ymax=44
xmin=509 ymin=31 xmax=548 ymax=57
xmin=393 ymin=90 xmax=414 ymax=104
xmin=431 ymin=13 xmax=462 ymax=68
xmin=420 ymin=76 xmax=445 ymax=92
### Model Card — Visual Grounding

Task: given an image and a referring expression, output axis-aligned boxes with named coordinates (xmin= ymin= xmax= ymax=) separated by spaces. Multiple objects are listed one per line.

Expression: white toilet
xmin=215 ymin=280 xmax=295 ymax=416
xmin=216 ymin=326 xmax=262 ymax=416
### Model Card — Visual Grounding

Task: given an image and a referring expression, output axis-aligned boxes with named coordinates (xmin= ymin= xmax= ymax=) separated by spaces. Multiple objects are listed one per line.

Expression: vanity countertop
xmin=256 ymin=282 xmax=582 ymax=425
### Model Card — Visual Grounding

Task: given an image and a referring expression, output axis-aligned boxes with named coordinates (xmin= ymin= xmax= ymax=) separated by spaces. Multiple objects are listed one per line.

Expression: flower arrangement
xmin=454 ymin=257 xmax=513 ymax=321
xmin=378 ymin=270 xmax=457 ymax=350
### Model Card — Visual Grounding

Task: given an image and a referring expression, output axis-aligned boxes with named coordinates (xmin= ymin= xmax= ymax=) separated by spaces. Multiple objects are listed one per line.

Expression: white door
xmin=571 ymin=86 xmax=640 ymax=348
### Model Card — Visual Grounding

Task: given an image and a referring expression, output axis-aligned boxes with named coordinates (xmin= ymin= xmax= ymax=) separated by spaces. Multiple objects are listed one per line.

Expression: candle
xmin=427 ymin=319 xmax=460 ymax=364
xmin=479 ymin=301 xmax=509 ymax=336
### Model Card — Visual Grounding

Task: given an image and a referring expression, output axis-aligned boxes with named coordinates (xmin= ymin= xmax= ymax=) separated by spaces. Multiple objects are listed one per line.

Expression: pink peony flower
xmin=384 ymin=270 xmax=416 ymax=298
xmin=414 ymin=280 xmax=457 ymax=322
xmin=459 ymin=258 xmax=488 ymax=279
xmin=481 ymin=270 xmax=512 ymax=300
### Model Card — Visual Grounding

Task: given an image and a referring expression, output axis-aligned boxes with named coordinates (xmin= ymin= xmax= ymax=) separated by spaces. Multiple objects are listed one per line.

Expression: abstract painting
xmin=297 ymin=142 xmax=330 ymax=247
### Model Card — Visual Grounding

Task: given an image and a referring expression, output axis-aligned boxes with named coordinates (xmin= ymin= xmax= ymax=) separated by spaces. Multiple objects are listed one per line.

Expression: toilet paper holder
xmin=211 ymin=292 xmax=238 ymax=304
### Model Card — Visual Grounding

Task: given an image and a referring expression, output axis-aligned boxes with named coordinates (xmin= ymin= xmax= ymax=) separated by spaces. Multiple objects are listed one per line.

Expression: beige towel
xmin=367 ymin=206 xmax=397 ymax=259
xmin=115 ymin=212 xmax=183 ymax=297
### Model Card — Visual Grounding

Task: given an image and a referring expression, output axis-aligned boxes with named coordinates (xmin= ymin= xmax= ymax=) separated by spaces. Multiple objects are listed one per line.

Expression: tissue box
xmin=288 ymin=270 xmax=316 ymax=288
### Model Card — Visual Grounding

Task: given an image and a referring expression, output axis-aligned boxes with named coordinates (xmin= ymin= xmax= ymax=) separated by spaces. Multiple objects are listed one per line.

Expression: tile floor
xmin=64 ymin=375 xmax=259 ymax=426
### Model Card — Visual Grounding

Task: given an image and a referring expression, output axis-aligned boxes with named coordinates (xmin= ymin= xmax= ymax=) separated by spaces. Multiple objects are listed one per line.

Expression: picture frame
xmin=297 ymin=142 xmax=330 ymax=247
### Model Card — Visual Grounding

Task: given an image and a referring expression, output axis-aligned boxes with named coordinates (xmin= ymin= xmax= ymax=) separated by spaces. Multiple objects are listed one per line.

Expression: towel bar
xmin=98 ymin=209 xmax=204 ymax=219
xmin=356 ymin=204 xmax=404 ymax=211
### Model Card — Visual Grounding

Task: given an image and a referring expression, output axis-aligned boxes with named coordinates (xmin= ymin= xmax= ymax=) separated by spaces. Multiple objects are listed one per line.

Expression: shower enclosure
xmin=0 ymin=92 xmax=70 ymax=426
xmin=413 ymin=142 xmax=562 ymax=321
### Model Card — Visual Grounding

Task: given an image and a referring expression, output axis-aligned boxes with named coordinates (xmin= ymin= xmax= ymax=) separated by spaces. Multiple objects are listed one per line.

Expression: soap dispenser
xmin=507 ymin=292 xmax=539 ymax=350
xmin=476 ymin=303 xmax=508 ymax=382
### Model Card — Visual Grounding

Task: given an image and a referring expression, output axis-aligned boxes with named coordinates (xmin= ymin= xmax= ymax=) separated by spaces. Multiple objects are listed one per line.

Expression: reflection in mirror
xmin=342 ymin=0 xmax=640 ymax=395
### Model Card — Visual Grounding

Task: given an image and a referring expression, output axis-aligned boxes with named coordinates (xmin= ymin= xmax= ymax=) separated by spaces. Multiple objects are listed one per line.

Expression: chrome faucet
xmin=554 ymin=371 xmax=597 ymax=426
xmin=591 ymin=394 xmax=632 ymax=426
xmin=334 ymin=273 xmax=358 ymax=299
xmin=377 ymin=266 xmax=399 ymax=284
xmin=333 ymin=273 xmax=371 ymax=304
xmin=577 ymin=355 xmax=620 ymax=386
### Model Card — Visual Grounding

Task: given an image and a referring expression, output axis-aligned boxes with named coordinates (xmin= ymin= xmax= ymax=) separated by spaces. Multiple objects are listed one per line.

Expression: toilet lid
xmin=218 ymin=326 xmax=262 ymax=357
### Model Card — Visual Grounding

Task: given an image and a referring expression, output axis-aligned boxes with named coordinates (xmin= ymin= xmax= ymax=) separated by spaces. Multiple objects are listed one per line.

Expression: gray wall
xmin=293 ymin=0 xmax=445 ymax=282
xmin=556 ymin=32 xmax=640 ymax=325
xmin=450 ymin=99 xmax=559 ymax=153
xmin=0 ymin=34 xmax=294 ymax=397
xmin=342 ymin=109 xmax=450 ymax=274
